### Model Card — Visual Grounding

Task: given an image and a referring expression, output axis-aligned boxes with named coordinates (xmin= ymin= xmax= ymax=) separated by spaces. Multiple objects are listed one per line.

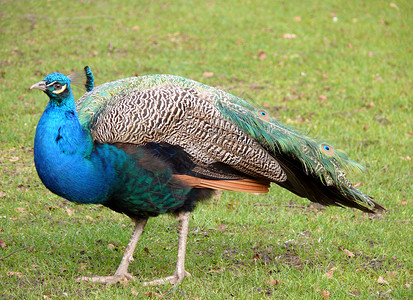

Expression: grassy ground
xmin=0 ymin=0 xmax=412 ymax=298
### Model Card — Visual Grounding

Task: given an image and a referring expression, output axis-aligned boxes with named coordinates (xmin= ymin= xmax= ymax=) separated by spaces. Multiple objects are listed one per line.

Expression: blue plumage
xmin=32 ymin=71 xmax=197 ymax=219
xmin=31 ymin=67 xmax=383 ymax=285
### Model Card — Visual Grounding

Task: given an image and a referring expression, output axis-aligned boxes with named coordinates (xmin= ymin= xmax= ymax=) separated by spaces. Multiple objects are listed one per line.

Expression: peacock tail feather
xmin=75 ymin=73 xmax=380 ymax=212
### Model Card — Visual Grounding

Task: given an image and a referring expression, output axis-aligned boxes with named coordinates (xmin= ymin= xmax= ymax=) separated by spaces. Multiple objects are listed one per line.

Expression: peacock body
xmin=31 ymin=67 xmax=383 ymax=284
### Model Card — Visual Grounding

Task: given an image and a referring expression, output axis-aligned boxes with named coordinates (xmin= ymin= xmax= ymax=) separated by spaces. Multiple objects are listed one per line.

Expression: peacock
xmin=30 ymin=66 xmax=383 ymax=285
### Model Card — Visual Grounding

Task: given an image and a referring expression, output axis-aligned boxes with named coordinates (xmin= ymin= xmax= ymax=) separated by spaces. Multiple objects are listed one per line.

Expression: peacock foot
xmin=142 ymin=270 xmax=191 ymax=286
xmin=76 ymin=273 xmax=134 ymax=284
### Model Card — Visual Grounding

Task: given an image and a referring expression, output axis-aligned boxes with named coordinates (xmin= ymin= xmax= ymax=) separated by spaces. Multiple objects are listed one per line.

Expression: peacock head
xmin=31 ymin=72 xmax=72 ymax=105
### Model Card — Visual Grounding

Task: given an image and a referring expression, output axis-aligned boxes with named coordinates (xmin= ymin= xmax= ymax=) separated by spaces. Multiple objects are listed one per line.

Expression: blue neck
xmin=34 ymin=93 xmax=121 ymax=204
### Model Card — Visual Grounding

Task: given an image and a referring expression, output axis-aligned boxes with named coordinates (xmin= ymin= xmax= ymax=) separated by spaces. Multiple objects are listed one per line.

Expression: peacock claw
xmin=142 ymin=270 xmax=191 ymax=286
xmin=76 ymin=273 xmax=134 ymax=284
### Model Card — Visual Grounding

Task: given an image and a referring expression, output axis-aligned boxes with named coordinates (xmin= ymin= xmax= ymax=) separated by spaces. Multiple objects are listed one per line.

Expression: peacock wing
xmin=76 ymin=75 xmax=286 ymax=183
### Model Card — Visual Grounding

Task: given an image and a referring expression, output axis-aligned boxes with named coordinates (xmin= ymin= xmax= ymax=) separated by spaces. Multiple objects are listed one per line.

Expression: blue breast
xmin=34 ymin=104 xmax=120 ymax=204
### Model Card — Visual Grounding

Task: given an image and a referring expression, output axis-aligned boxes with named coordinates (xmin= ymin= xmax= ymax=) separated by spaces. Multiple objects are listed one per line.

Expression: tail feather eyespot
xmin=258 ymin=109 xmax=270 ymax=121
xmin=321 ymin=143 xmax=335 ymax=156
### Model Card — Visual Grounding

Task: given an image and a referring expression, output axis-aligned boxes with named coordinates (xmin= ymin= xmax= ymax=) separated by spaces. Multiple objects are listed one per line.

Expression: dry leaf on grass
xmin=321 ymin=290 xmax=331 ymax=299
xmin=217 ymin=224 xmax=228 ymax=232
xmin=343 ymin=249 xmax=355 ymax=257
xmin=323 ymin=267 xmax=337 ymax=279
xmin=258 ymin=50 xmax=266 ymax=60
xmin=377 ymin=276 xmax=389 ymax=285
xmin=282 ymin=33 xmax=296 ymax=39
xmin=65 ymin=208 xmax=74 ymax=216
xmin=6 ymin=271 xmax=22 ymax=278
xmin=269 ymin=278 xmax=280 ymax=286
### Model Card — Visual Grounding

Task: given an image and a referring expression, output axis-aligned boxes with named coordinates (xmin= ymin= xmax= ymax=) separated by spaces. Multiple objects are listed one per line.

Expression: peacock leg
xmin=143 ymin=211 xmax=191 ymax=285
xmin=77 ymin=218 xmax=148 ymax=283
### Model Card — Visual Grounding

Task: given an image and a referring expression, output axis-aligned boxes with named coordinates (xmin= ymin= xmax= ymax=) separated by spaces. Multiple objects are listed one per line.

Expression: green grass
xmin=0 ymin=0 xmax=412 ymax=298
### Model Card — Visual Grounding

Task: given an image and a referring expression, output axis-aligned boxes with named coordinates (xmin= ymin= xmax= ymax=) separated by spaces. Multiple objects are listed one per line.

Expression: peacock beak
xmin=30 ymin=81 xmax=47 ymax=91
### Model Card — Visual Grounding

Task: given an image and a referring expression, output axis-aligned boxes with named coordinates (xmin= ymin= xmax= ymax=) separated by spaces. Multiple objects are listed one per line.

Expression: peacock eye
xmin=54 ymin=83 xmax=62 ymax=90
xmin=321 ymin=143 xmax=335 ymax=156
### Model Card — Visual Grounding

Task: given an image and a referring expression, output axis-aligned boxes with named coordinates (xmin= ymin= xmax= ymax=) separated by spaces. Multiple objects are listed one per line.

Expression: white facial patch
xmin=52 ymin=84 xmax=67 ymax=94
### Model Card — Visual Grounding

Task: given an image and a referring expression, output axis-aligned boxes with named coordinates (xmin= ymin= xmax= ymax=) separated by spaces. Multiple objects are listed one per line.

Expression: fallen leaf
xmin=343 ymin=249 xmax=355 ymax=257
xmin=6 ymin=271 xmax=22 ymax=278
xmin=269 ymin=278 xmax=280 ymax=286
xmin=322 ymin=73 xmax=328 ymax=79
xmin=65 ymin=208 xmax=74 ymax=216
xmin=323 ymin=267 xmax=337 ymax=279
xmin=85 ymin=215 xmax=93 ymax=221
xmin=0 ymin=239 xmax=5 ymax=248
xmin=131 ymin=288 xmax=139 ymax=296
xmin=282 ymin=33 xmax=296 ymax=39
xmin=107 ymin=243 xmax=116 ymax=250
xmin=377 ymin=276 xmax=389 ymax=285
xmin=294 ymin=16 xmax=301 ymax=21
xmin=252 ymin=253 xmax=261 ymax=260
xmin=348 ymin=43 xmax=353 ymax=48
xmin=16 ymin=207 xmax=25 ymax=213
xmin=203 ymin=72 xmax=214 ymax=78
xmin=132 ymin=25 xmax=140 ymax=31
xmin=0 ymin=191 xmax=5 ymax=197
xmin=386 ymin=271 xmax=397 ymax=278
xmin=217 ymin=224 xmax=228 ymax=232
xmin=351 ymin=289 xmax=360 ymax=295
xmin=321 ymin=290 xmax=331 ymax=299
xmin=258 ymin=50 xmax=266 ymax=60
xmin=389 ymin=3 xmax=399 ymax=10
xmin=318 ymin=95 xmax=327 ymax=101
xmin=9 ymin=156 xmax=19 ymax=162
